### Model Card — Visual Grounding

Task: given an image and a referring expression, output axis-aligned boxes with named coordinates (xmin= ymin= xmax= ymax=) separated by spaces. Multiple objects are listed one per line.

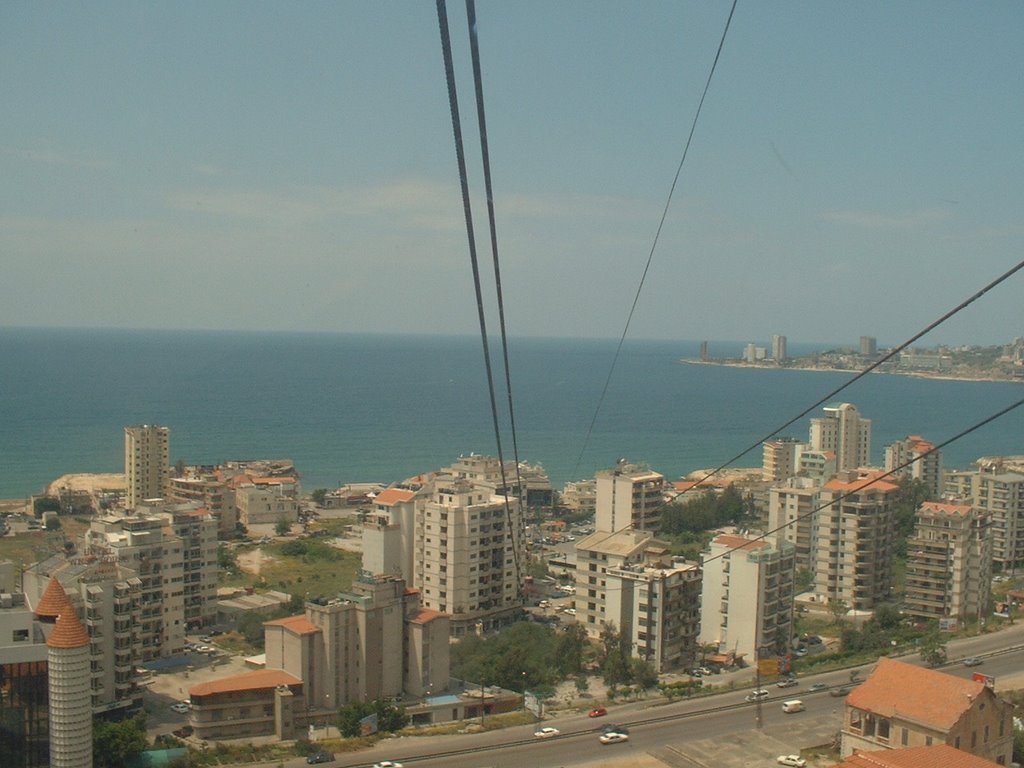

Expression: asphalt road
xmin=250 ymin=622 xmax=1024 ymax=768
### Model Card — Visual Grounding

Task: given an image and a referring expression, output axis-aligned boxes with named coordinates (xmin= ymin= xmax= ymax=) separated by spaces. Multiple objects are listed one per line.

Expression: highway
xmin=261 ymin=626 xmax=1024 ymax=768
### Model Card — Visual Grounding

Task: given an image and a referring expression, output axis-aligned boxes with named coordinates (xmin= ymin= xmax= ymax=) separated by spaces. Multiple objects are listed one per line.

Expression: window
xmin=900 ymin=728 xmax=908 ymax=746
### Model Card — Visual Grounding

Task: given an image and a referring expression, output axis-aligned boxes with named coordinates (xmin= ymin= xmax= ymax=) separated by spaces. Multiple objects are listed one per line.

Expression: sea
xmin=1 ymin=327 xmax=1022 ymax=500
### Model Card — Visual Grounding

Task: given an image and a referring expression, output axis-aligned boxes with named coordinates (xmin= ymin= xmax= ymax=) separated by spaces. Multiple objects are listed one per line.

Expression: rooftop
xmin=189 ymin=669 xmax=302 ymax=698
xmin=833 ymin=744 xmax=1001 ymax=767
xmin=847 ymin=658 xmax=986 ymax=730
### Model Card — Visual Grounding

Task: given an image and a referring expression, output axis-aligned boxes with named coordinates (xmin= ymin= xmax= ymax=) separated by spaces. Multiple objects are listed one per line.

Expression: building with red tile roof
xmin=884 ymin=434 xmax=943 ymax=497
xmin=841 ymin=658 xmax=1013 ymax=765
xmin=833 ymin=744 xmax=1002 ymax=767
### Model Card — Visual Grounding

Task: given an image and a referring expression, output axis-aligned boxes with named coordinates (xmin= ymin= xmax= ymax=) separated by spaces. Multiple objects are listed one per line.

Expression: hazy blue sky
xmin=2 ymin=2 xmax=1021 ymax=346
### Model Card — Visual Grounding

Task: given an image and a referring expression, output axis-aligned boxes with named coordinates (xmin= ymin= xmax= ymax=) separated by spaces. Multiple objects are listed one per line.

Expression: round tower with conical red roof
xmin=43 ymin=578 xmax=93 ymax=768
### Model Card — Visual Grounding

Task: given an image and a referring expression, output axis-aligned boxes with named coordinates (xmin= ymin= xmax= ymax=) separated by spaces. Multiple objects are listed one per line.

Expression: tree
xmin=173 ymin=458 xmax=186 ymax=477
xmin=217 ymin=544 xmax=238 ymax=571
xmin=33 ymin=496 xmax=60 ymax=515
xmin=45 ymin=517 xmax=61 ymax=531
xmin=336 ymin=700 xmax=408 ymax=738
xmin=919 ymin=630 xmax=947 ymax=668
xmin=829 ymin=597 xmax=849 ymax=625
xmin=630 ymin=657 xmax=659 ymax=690
xmin=311 ymin=488 xmax=329 ymax=506
xmin=275 ymin=517 xmax=291 ymax=536
xmin=93 ymin=712 xmax=148 ymax=768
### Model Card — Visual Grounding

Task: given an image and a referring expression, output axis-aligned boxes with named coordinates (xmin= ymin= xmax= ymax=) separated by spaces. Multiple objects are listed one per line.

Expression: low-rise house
xmin=841 ymin=658 xmax=1013 ymax=765
xmin=833 ymin=744 xmax=1003 ymax=767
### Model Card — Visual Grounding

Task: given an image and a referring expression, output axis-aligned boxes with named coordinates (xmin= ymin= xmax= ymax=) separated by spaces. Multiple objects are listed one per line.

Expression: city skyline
xmin=2 ymin=2 xmax=1022 ymax=345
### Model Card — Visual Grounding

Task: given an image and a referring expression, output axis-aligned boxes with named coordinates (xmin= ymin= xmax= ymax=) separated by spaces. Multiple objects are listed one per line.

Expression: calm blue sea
xmin=0 ymin=327 xmax=1021 ymax=500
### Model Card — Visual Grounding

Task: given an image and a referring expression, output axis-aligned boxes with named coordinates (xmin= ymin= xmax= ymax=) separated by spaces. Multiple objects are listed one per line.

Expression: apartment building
xmin=809 ymin=403 xmax=871 ymax=471
xmin=772 ymin=334 xmax=787 ymax=361
xmin=575 ymin=529 xmax=701 ymax=672
xmin=414 ymin=462 xmax=523 ymax=635
xmin=155 ymin=502 xmax=219 ymax=628
xmin=362 ymin=487 xmax=419 ymax=584
xmin=842 ymin=658 xmax=1013 ymax=764
xmin=167 ymin=474 xmax=237 ymax=538
xmin=190 ymin=575 xmax=449 ymax=740
xmin=124 ymin=424 xmax=170 ymax=508
xmin=24 ymin=555 xmax=146 ymax=716
xmin=798 ymin=449 xmax=837 ymax=481
xmin=700 ymin=534 xmax=796 ymax=660
xmin=945 ymin=467 xmax=1024 ymax=571
xmin=762 ymin=437 xmax=806 ymax=482
xmin=904 ymin=501 xmax=991 ymax=624
xmin=885 ymin=435 xmax=943 ymax=497
xmin=560 ymin=479 xmax=597 ymax=518
xmin=233 ymin=481 xmax=299 ymax=527
xmin=767 ymin=477 xmax=821 ymax=573
xmin=595 ymin=461 xmax=665 ymax=534
xmin=812 ymin=470 xmax=898 ymax=611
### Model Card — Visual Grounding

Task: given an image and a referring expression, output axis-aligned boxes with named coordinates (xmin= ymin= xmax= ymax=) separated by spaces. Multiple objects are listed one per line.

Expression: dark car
xmin=829 ymin=686 xmax=852 ymax=698
xmin=306 ymin=752 xmax=334 ymax=764
xmin=601 ymin=723 xmax=629 ymax=735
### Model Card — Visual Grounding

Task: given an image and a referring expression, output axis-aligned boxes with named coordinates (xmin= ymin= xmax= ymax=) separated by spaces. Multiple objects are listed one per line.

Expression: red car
xmin=588 ymin=707 xmax=608 ymax=718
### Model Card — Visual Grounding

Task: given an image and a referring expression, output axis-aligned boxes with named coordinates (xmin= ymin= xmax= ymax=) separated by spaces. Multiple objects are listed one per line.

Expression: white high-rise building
xmin=701 ymin=534 xmax=796 ymax=660
xmin=595 ymin=461 xmax=665 ymax=534
xmin=413 ymin=456 xmax=524 ymax=635
xmin=124 ymin=424 xmax=170 ymax=508
xmin=809 ymin=403 xmax=871 ymax=472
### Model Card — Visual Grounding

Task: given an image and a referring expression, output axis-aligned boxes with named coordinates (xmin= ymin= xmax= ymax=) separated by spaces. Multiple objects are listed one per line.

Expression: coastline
xmin=680 ymin=358 xmax=1024 ymax=385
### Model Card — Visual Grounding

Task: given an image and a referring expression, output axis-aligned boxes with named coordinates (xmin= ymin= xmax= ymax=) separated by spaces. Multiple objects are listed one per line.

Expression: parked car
xmin=777 ymin=756 xmax=807 ymax=767
xmin=599 ymin=732 xmax=629 ymax=745
xmin=172 ymin=725 xmax=193 ymax=738
xmin=306 ymin=752 xmax=334 ymax=765
xmin=170 ymin=703 xmax=190 ymax=714
xmin=776 ymin=677 xmax=799 ymax=688
xmin=534 ymin=727 xmax=560 ymax=739
xmin=963 ymin=657 xmax=983 ymax=667
xmin=588 ymin=707 xmax=608 ymax=718
xmin=745 ymin=688 xmax=769 ymax=702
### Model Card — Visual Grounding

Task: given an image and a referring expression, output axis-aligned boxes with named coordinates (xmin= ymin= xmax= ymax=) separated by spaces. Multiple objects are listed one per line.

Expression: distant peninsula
xmin=683 ymin=338 xmax=1024 ymax=383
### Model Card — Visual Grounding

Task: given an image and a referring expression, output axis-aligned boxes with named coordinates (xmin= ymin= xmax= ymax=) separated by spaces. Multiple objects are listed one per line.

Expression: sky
xmin=2 ymin=1 xmax=1022 ymax=347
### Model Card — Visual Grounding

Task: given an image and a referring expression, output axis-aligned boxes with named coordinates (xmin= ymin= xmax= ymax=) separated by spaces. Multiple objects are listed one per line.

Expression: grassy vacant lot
xmin=222 ymin=537 xmax=362 ymax=602
xmin=0 ymin=516 xmax=91 ymax=568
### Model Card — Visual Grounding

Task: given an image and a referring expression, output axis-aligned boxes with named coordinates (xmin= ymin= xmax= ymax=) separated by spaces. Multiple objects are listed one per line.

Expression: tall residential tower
xmin=124 ymin=425 xmax=169 ymax=508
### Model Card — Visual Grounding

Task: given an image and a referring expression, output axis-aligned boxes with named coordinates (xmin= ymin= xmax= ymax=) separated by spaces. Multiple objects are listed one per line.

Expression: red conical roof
xmin=34 ymin=576 xmax=69 ymax=619
xmin=48 ymin=608 xmax=90 ymax=649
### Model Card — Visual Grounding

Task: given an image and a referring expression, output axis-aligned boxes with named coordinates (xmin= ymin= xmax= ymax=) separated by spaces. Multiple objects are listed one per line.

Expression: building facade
xmin=762 ymin=438 xmax=806 ymax=482
xmin=413 ymin=457 xmax=524 ymax=636
xmin=904 ymin=501 xmax=991 ymax=624
xmin=700 ymin=534 xmax=796 ymax=661
xmin=884 ymin=435 xmax=943 ymax=498
xmin=945 ymin=467 xmax=1024 ymax=571
xmin=812 ymin=470 xmax=898 ymax=611
xmin=594 ymin=461 xmax=665 ymax=534
xmin=809 ymin=403 xmax=871 ymax=472
xmin=842 ymin=658 xmax=1013 ymax=764
xmin=124 ymin=424 xmax=169 ymax=508
xmin=767 ymin=477 xmax=821 ymax=574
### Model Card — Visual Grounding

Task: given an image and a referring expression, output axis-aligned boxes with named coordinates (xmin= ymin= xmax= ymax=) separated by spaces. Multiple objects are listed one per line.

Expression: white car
xmin=371 ymin=762 xmax=403 ymax=768
xmin=170 ymin=703 xmax=190 ymax=714
xmin=534 ymin=727 xmax=560 ymax=739
xmin=745 ymin=688 xmax=769 ymax=702
xmin=599 ymin=732 xmax=629 ymax=745
xmin=777 ymin=756 xmax=807 ymax=767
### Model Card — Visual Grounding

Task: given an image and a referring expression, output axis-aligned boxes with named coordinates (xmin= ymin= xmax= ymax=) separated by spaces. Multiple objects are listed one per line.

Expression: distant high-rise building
xmin=762 ymin=437 xmax=805 ymax=482
xmin=884 ymin=435 xmax=943 ymax=497
xmin=772 ymin=334 xmax=787 ymax=361
xmin=124 ymin=425 xmax=169 ymax=508
xmin=860 ymin=336 xmax=877 ymax=356
xmin=700 ymin=341 xmax=709 ymax=361
xmin=809 ymin=403 xmax=871 ymax=471
xmin=595 ymin=460 xmax=665 ymax=534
